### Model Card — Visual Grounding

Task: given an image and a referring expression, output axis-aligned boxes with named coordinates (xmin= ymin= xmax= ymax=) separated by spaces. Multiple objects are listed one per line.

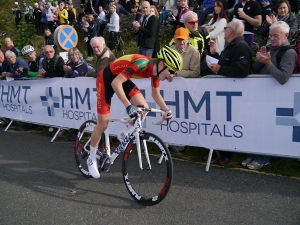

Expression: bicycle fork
xmin=136 ymin=133 xmax=152 ymax=171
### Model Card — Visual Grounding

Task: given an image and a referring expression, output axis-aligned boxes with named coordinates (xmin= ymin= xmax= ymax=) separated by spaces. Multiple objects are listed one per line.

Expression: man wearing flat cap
xmin=170 ymin=27 xmax=200 ymax=78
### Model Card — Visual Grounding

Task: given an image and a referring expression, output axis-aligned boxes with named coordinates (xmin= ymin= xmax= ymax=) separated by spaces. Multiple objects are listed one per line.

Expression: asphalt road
xmin=0 ymin=128 xmax=300 ymax=225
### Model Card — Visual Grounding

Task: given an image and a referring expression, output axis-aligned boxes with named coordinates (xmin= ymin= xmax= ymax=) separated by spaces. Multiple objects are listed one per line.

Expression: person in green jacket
xmin=21 ymin=45 xmax=43 ymax=77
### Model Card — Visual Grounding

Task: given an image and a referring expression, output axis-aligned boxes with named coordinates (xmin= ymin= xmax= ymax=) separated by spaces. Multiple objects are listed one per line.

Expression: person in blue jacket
xmin=64 ymin=47 xmax=89 ymax=78
xmin=198 ymin=0 xmax=215 ymax=26
xmin=0 ymin=50 xmax=28 ymax=79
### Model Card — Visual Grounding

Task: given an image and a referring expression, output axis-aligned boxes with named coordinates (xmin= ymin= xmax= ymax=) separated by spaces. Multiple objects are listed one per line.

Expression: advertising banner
xmin=1 ymin=76 xmax=300 ymax=157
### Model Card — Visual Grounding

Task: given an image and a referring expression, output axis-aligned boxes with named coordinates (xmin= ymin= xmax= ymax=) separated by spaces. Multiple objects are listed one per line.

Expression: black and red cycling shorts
xmin=96 ymin=67 xmax=142 ymax=114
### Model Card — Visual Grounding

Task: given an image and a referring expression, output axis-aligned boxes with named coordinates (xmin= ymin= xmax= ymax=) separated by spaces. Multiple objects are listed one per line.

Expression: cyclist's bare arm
xmin=111 ymin=74 xmax=131 ymax=108
xmin=152 ymin=87 xmax=171 ymax=120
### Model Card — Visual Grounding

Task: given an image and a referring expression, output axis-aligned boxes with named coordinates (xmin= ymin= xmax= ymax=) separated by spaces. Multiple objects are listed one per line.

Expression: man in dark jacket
xmin=44 ymin=29 xmax=57 ymax=51
xmin=38 ymin=45 xmax=65 ymax=78
xmin=33 ymin=2 xmax=42 ymax=34
xmin=203 ymin=19 xmax=252 ymax=166
xmin=132 ymin=1 xmax=158 ymax=57
xmin=208 ymin=18 xmax=252 ymax=78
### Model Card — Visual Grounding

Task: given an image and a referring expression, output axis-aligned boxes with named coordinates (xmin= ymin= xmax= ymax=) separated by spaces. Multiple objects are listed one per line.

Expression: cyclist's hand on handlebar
xmin=126 ymin=105 xmax=138 ymax=118
xmin=163 ymin=110 xmax=172 ymax=120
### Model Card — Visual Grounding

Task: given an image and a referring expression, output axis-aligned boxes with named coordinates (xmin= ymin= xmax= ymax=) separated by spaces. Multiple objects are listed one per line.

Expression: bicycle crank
xmin=98 ymin=152 xmax=111 ymax=173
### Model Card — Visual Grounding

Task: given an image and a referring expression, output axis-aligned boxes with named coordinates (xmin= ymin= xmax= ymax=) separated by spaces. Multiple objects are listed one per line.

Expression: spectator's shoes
xmin=247 ymin=160 xmax=269 ymax=170
xmin=87 ymin=157 xmax=100 ymax=178
xmin=241 ymin=158 xmax=253 ymax=167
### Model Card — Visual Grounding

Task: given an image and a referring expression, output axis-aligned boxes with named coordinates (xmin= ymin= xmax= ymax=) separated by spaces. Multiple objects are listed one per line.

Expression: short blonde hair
xmin=68 ymin=47 xmax=83 ymax=59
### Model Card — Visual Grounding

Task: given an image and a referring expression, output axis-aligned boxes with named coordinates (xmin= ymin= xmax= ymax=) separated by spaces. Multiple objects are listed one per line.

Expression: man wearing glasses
xmin=38 ymin=45 xmax=65 ymax=78
xmin=209 ymin=19 xmax=251 ymax=78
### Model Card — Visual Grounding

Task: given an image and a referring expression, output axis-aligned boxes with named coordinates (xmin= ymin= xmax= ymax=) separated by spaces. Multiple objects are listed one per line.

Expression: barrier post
xmin=4 ymin=120 xmax=14 ymax=132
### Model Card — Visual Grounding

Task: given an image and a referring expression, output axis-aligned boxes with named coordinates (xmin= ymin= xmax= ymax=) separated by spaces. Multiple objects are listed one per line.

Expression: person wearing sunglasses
xmin=169 ymin=11 xmax=211 ymax=63
xmin=86 ymin=46 xmax=183 ymax=178
xmin=38 ymin=45 xmax=65 ymax=78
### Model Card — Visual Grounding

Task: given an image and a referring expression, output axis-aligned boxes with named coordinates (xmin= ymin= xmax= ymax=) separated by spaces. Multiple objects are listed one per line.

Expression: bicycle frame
xmin=79 ymin=107 xmax=167 ymax=171
xmin=105 ymin=112 xmax=149 ymax=170
xmin=103 ymin=107 xmax=166 ymax=170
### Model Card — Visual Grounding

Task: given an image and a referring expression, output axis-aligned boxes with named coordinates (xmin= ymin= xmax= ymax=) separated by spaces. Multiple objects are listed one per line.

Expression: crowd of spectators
xmin=1 ymin=0 xmax=300 ymax=168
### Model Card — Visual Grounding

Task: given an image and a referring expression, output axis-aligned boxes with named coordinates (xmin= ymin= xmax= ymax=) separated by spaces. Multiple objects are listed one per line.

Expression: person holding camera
xmin=0 ymin=51 xmax=28 ymax=79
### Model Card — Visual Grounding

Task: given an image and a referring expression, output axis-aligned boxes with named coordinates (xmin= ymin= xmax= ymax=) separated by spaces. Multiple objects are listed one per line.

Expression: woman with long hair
xmin=150 ymin=5 xmax=160 ymax=58
xmin=207 ymin=0 xmax=228 ymax=54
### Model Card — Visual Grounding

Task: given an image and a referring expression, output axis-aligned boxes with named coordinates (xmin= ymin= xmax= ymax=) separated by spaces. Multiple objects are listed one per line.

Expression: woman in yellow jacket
xmin=58 ymin=2 xmax=69 ymax=25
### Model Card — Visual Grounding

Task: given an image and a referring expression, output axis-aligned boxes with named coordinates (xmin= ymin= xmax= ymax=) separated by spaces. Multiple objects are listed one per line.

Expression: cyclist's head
xmin=157 ymin=46 xmax=183 ymax=73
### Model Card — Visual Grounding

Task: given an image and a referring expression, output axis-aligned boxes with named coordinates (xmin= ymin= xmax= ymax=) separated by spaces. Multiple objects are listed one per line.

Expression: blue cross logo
xmin=276 ymin=92 xmax=300 ymax=142
xmin=40 ymin=87 xmax=60 ymax=117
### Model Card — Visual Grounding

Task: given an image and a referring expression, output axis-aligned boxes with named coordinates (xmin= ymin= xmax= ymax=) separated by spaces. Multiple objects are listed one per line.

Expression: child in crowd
xmin=81 ymin=16 xmax=89 ymax=31
xmin=51 ymin=7 xmax=58 ymax=29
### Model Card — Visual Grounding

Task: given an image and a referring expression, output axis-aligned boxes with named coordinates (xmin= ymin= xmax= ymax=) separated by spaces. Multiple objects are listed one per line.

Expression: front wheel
xmin=122 ymin=132 xmax=173 ymax=206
